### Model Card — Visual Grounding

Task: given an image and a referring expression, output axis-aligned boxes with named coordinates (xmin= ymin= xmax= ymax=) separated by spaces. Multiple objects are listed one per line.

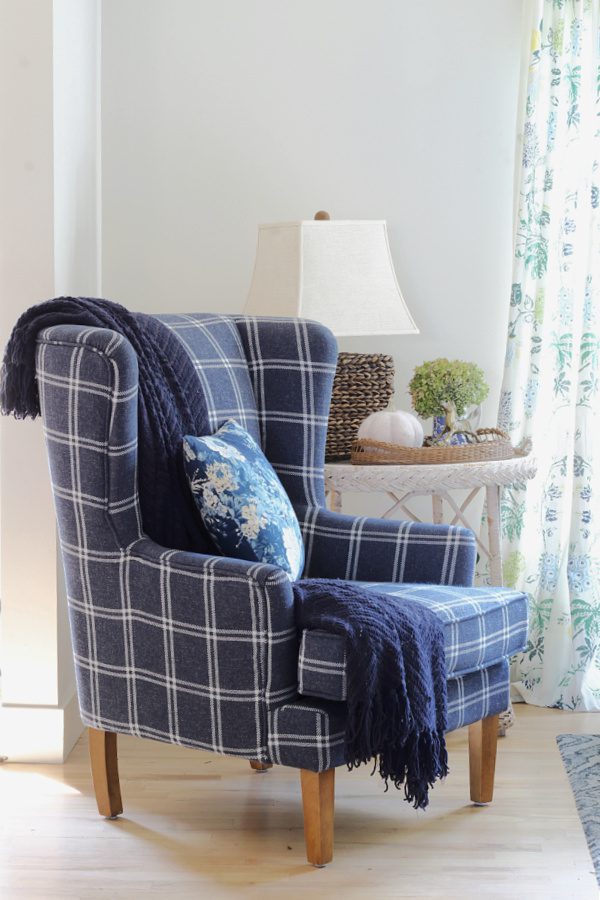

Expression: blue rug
xmin=557 ymin=733 xmax=600 ymax=885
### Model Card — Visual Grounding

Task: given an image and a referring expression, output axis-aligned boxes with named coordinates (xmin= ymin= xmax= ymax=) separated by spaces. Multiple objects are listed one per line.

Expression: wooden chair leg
xmin=249 ymin=760 xmax=273 ymax=772
xmin=88 ymin=728 xmax=123 ymax=818
xmin=469 ymin=713 xmax=499 ymax=804
xmin=300 ymin=768 xmax=335 ymax=867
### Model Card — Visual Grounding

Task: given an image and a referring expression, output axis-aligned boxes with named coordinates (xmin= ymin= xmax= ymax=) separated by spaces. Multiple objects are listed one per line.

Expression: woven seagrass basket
xmin=350 ymin=434 xmax=514 ymax=466
xmin=325 ymin=352 xmax=395 ymax=461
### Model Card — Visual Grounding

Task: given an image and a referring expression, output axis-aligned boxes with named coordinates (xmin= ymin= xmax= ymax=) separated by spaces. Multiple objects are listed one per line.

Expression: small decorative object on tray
xmin=326 ymin=352 xmax=395 ymax=461
xmin=351 ymin=428 xmax=515 ymax=466
xmin=350 ymin=357 xmax=519 ymax=463
xmin=409 ymin=358 xmax=489 ymax=446
xmin=344 ymin=355 xmax=527 ymax=465
xmin=357 ymin=409 xmax=423 ymax=448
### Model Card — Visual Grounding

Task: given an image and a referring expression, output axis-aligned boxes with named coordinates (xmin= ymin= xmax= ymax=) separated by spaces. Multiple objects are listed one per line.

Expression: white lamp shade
xmin=244 ymin=220 xmax=418 ymax=337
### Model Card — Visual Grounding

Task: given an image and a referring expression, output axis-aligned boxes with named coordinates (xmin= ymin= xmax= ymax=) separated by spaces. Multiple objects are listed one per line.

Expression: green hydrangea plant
xmin=408 ymin=358 xmax=489 ymax=418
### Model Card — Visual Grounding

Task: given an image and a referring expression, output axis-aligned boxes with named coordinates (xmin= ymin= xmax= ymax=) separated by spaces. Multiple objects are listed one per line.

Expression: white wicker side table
xmin=324 ymin=454 xmax=538 ymax=733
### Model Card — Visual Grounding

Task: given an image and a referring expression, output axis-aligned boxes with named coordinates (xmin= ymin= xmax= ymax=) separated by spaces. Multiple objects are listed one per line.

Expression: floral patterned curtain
xmin=500 ymin=0 xmax=600 ymax=709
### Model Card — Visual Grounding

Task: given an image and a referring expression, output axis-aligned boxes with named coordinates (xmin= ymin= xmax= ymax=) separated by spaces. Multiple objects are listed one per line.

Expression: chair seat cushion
xmin=272 ymin=658 xmax=511 ymax=771
xmin=298 ymin=582 xmax=528 ymax=701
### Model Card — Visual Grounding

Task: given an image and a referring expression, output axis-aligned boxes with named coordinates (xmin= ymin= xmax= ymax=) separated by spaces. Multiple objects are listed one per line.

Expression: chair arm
xmin=69 ymin=537 xmax=299 ymax=756
xmin=127 ymin=536 xmax=292 ymax=597
xmin=123 ymin=538 xmax=299 ymax=708
xmin=297 ymin=506 xmax=476 ymax=586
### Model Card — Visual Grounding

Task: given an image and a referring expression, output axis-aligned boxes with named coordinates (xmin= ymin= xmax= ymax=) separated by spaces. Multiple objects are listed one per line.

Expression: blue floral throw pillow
xmin=183 ymin=421 xmax=305 ymax=581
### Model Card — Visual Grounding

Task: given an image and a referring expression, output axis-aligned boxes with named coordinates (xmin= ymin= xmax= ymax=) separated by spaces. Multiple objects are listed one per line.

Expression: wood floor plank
xmin=0 ymin=705 xmax=596 ymax=898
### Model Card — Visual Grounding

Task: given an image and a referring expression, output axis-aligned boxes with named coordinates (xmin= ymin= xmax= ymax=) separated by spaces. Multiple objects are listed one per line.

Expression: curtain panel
xmin=501 ymin=0 xmax=600 ymax=709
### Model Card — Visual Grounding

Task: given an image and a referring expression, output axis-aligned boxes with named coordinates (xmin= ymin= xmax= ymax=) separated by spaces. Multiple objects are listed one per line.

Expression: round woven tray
xmin=350 ymin=437 xmax=515 ymax=466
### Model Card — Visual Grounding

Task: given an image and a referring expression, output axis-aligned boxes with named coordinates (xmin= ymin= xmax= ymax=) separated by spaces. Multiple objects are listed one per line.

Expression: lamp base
xmin=325 ymin=352 xmax=395 ymax=462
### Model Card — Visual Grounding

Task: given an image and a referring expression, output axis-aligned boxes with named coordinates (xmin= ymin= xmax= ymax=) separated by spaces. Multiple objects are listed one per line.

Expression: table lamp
xmin=244 ymin=211 xmax=419 ymax=460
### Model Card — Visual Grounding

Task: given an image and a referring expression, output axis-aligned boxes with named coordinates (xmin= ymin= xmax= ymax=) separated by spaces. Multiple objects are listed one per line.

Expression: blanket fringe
xmin=294 ymin=579 xmax=449 ymax=809
xmin=345 ymin=696 xmax=448 ymax=809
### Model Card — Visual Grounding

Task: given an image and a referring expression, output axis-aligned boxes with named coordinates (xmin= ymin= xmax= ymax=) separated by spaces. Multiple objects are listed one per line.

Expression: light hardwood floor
xmin=0 ymin=704 xmax=598 ymax=899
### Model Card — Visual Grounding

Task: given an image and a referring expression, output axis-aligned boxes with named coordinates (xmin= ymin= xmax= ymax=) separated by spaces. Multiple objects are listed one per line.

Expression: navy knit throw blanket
xmin=0 ymin=297 xmax=211 ymax=554
xmin=293 ymin=579 xmax=449 ymax=809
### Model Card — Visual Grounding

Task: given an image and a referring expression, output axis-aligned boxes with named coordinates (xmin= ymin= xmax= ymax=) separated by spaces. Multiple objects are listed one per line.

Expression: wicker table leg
xmin=484 ymin=484 xmax=515 ymax=737
xmin=327 ymin=488 xmax=342 ymax=513
xmin=498 ymin=706 xmax=515 ymax=736
xmin=485 ymin=484 xmax=503 ymax=587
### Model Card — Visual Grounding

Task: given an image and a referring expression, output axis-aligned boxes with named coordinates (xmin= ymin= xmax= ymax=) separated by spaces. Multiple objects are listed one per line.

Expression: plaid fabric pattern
xmin=160 ymin=314 xmax=262 ymax=442
xmin=234 ymin=316 xmax=477 ymax=585
xmin=298 ymin=507 xmax=477 ymax=585
xmin=298 ymin=630 xmax=347 ymax=701
xmin=270 ymin=659 xmax=510 ymax=772
xmin=268 ymin=698 xmax=347 ymax=771
xmin=36 ymin=321 xmax=298 ymax=760
xmin=35 ymin=312 xmax=525 ymax=770
xmin=446 ymin=658 xmax=510 ymax=733
xmin=298 ymin=583 xmax=528 ymax=701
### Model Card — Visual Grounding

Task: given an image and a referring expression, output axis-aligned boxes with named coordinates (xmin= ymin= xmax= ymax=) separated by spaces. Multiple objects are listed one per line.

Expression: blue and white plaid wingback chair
xmin=36 ymin=313 xmax=528 ymax=866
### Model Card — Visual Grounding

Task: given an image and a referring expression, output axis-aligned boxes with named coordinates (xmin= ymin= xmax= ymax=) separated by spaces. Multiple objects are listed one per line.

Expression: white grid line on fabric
xmin=60 ymin=542 xmax=293 ymax=586
xmin=43 ymin=426 xmax=138 ymax=455
xmin=450 ymin=667 xmax=493 ymax=718
xmin=162 ymin=549 xmax=179 ymax=743
xmin=207 ymin=559 xmax=222 ymax=753
xmin=300 ymin=660 xmax=346 ymax=673
xmin=245 ymin=359 xmax=336 ymax=375
xmin=273 ymin=463 xmax=324 ymax=477
xmin=163 ymin=314 xmax=244 ymax=329
xmin=254 ymin=411 xmax=330 ymax=426
xmin=300 ymin=505 xmax=318 ymax=581
xmin=165 ymin=314 xmax=254 ymax=435
xmin=37 ymin=368 xmax=138 ymax=401
xmin=316 ymin=707 xmax=324 ymax=771
xmin=246 ymin=318 xmax=268 ymax=449
xmin=270 ymin=706 xmax=282 ymax=765
xmin=268 ymin=733 xmax=346 ymax=747
xmin=190 ymin=359 xmax=251 ymax=372
xmin=396 ymin=520 xmax=412 ymax=582
xmin=53 ymin=486 xmax=138 ymax=512
xmin=297 ymin=319 xmax=319 ymax=508
xmin=76 ymin=326 xmax=124 ymax=350
xmin=82 ymin=710 xmax=268 ymax=756
xmin=301 ymin=520 xmax=475 ymax=546
xmin=69 ymin=343 xmax=100 ymax=723
xmin=249 ymin=574 xmax=263 ymax=754
xmin=345 ymin=516 xmax=365 ymax=581
xmin=363 ymin=583 xmax=527 ymax=605
xmin=73 ymin=653 xmax=271 ymax=700
xmin=67 ymin=594 xmax=296 ymax=643
xmin=121 ymin=548 xmax=140 ymax=736
xmin=162 ymin=316 xmax=221 ymax=428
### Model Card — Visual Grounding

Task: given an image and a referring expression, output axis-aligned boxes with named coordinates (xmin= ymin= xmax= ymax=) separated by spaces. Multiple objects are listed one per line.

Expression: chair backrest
xmin=36 ymin=313 xmax=337 ymax=560
xmin=157 ymin=313 xmax=263 ymax=442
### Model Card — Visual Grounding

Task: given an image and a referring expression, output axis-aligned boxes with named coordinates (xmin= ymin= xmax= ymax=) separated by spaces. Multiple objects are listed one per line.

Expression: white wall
xmin=53 ymin=0 xmax=102 ymax=297
xmin=101 ymin=0 xmax=523 ymax=517
xmin=102 ymin=0 xmax=521 ymax=395
xmin=0 ymin=3 xmax=57 ymax=721
xmin=0 ymin=0 xmax=100 ymax=761
xmin=52 ymin=0 xmax=102 ymax=710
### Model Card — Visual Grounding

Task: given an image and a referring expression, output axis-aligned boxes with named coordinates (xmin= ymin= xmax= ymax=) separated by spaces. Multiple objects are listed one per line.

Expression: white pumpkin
xmin=358 ymin=410 xmax=424 ymax=448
